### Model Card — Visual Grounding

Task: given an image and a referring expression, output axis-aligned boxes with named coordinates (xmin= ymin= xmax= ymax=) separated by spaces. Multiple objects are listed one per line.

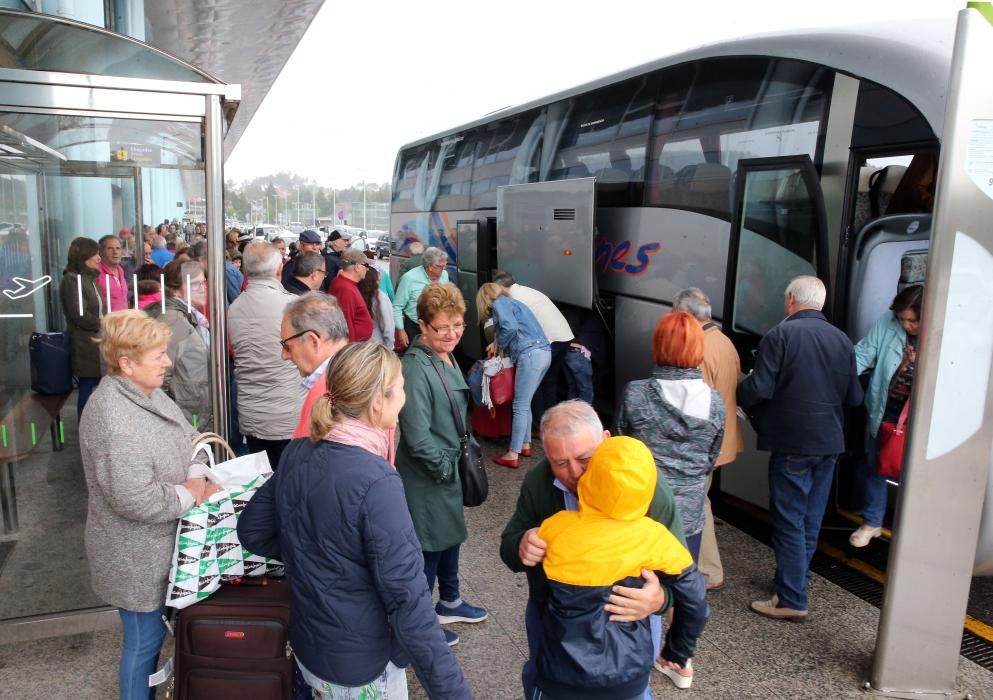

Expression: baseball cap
xmin=328 ymin=229 xmax=352 ymax=242
xmin=299 ymin=229 xmax=322 ymax=244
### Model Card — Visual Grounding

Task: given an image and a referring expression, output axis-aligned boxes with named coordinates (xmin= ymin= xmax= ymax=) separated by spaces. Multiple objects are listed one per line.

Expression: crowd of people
xmin=62 ymin=222 xmax=919 ymax=700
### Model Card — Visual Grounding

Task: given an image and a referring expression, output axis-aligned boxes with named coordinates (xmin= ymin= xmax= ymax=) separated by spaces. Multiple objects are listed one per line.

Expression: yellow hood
xmin=539 ymin=436 xmax=692 ymax=586
xmin=578 ymin=436 xmax=656 ymax=521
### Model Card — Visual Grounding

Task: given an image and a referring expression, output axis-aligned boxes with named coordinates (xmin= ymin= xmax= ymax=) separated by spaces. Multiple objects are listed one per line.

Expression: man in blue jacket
xmin=738 ymin=276 xmax=862 ymax=620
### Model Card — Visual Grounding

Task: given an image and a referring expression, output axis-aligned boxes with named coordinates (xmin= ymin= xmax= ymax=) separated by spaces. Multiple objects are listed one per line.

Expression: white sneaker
xmin=849 ymin=525 xmax=883 ymax=548
xmin=654 ymin=658 xmax=693 ymax=689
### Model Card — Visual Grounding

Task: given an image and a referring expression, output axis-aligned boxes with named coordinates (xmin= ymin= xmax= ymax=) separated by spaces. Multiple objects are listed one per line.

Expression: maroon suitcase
xmin=471 ymin=403 xmax=512 ymax=440
xmin=173 ymin=578 xmax=293 ymax=699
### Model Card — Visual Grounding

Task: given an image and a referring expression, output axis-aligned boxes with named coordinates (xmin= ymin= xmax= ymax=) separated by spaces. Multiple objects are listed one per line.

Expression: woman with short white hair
xmin=80 ymin=310 xmax=220 ymax=700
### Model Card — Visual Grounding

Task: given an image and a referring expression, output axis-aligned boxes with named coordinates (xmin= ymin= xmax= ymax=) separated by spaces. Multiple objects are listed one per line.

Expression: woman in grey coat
xmin=79 ymin=310 xmax=219 ymax=700
xmin=149 ymin=259 xmax=213 ymax=432
xmin=615 ymin=311 xmax=725 ymax=562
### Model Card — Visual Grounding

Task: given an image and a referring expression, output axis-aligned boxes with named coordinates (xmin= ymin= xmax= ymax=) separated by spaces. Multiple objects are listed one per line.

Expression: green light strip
xmin=1 ymin=424 xmax=6 ymax=448
xmin=193 ymin=414 xmax=198 ymax=430
xmin=59 ymin=420 xmax=65 ymax=444
xmin=30 ymin=422 xmax=37 ymax=446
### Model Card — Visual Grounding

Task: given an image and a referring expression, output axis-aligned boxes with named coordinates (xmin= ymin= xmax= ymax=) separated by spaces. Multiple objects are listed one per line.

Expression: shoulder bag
xmin=877 ymin=401 xmax=910 ymax=479
xmin=431 ymin=355 xmax=488 ymax=507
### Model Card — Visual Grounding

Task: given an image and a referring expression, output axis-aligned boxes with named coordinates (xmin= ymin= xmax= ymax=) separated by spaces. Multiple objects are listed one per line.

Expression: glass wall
xmin=0 ymin=110 xmax=205 ymax=620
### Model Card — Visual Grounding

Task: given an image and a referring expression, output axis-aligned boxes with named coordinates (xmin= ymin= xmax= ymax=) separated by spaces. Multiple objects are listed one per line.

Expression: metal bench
xmin=0 ymin=392 xmax=70 ymax=534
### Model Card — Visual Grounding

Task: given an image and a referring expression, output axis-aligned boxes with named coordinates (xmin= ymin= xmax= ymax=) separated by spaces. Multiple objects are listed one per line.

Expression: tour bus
xmin=387 ymin=21 xmax=984 ymax=567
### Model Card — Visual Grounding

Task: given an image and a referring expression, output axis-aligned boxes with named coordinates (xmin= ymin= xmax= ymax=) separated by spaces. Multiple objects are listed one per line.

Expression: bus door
xmin=719 ymin=155 xmax=829 ymax=509
xmin=455 ymin=217 xmax=496 ymax=360
xmin=721 ymin=155 xmax=830 ymax=366
xmin=834 ymin=212 xmax=931 ymax=523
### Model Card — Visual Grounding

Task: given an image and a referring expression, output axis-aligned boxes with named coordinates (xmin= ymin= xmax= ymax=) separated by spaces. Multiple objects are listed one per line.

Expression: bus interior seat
xmin=846 ymin=213 xmax=930 ymax=342
xmin=677 ymin=162 xmax=732 ymax=211
xmin=853 ymin=164 xmax=908 ymax=234
xmin=646 ymin=164 xmax=676 ymax=203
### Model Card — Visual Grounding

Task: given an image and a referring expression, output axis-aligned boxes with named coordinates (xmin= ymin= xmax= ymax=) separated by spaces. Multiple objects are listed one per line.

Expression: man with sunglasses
xmin=279 ymin=293 xmax=351 ymax=439
xmin=328 ymin=248 xmax=373 ymax=342
xmin=228 ymin=241 xmax=308 ymax=468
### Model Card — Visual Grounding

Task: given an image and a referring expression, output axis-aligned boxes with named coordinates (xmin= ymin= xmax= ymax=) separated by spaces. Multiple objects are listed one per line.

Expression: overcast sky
xmin=225 ymin=0 xmax=964 ymax=188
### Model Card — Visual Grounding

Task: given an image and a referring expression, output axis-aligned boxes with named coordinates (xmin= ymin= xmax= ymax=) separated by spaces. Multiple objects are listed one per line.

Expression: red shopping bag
xmin=877 ymin=401 xmax=909 ymax=479
xmin=488 ymin=365 xmax=515 ymax=406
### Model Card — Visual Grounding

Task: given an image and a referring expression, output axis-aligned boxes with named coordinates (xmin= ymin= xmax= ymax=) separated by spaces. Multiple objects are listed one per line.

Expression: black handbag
xmin=431 ymin=355 xmax=488 ymax=507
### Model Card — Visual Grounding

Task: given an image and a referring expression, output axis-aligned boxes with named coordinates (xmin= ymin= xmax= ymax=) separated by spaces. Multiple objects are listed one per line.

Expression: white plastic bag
xmin=190 ymin=439 xmax=272 ymax=489
xmin=166 ymin=435 xmax=281 ymax=609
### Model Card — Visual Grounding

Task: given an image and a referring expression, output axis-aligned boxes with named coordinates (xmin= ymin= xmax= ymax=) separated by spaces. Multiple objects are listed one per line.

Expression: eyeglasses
xmin=279 ymin=328 xmax=317 ymax=351
xmin=427 ymin=322 xmax=466 ymax=335
xmin=315 ymin=269 xmax=327 ymax=276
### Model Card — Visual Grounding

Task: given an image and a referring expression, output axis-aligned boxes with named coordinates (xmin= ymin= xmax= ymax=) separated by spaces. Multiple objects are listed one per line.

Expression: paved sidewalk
xmin=2 ymin=437 xmax=992 ymax=699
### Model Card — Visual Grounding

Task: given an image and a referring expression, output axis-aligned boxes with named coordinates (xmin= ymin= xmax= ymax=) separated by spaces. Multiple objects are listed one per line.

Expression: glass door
xmin=722 ymin=155 xmax=829 ymax=368
xmin=0 ymin=110 xmax=204 ymax=621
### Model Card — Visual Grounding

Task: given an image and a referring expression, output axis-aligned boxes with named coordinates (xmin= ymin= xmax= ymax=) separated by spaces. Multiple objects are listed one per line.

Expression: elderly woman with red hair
xmin=615 ymin=310 xmax=725 ymax=561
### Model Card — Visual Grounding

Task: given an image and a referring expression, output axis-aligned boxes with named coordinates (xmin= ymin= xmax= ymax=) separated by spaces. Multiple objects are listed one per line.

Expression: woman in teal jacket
xmin=850 ymin=284 xmax=924 ymax=547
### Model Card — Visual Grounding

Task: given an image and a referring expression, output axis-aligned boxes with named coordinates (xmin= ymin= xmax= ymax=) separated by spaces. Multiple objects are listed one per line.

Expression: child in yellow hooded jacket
xmin=531 ymin=435 xmax=709 ymax=699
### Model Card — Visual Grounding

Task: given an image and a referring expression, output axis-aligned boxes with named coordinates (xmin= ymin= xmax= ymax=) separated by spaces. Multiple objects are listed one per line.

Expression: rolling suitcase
xmin=173 ymin=577 xmax=293 ymax=699
xmin=29 ymin=332 xmax=73 ymax=395
xmin=471 ymin=403 xmax=512 ymax=440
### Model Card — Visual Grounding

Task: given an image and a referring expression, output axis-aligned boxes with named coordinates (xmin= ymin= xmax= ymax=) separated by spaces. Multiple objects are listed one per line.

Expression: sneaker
xmin=443 ymin=629 xmax=459 ymax=646
xmin=654 ymin=658 xmax=693 ymax=689
xmin=750 ymin=594 xmax=808 ymax=621
xmin=436 ymin=600 xmax=489 ymax=624
xmin=849 ymin=524 xmax=883 ymax=548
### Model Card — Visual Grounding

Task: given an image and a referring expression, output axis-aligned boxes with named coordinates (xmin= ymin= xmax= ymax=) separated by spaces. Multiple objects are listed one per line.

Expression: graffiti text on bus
xmin=595 ymin=239 xmax=662 ymax=277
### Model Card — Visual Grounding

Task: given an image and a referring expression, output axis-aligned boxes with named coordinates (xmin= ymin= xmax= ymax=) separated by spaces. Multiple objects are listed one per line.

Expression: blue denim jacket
xmin=492 ymin=295 xmax=549 ymax=363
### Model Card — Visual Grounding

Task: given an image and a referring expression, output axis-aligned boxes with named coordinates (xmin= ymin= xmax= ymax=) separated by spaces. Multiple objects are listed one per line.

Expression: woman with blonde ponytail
xmin=239 ymin=342 xmax=472 ymax=699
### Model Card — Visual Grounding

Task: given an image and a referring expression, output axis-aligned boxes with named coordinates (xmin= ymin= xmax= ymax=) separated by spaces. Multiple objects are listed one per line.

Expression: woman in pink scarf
xmin=237 ymin=342 xmax=470 ymax=698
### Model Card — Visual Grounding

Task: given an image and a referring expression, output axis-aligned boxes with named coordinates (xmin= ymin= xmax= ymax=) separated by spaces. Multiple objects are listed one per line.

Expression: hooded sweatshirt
xmin=533 ymin=436 xmax=708 ymax=699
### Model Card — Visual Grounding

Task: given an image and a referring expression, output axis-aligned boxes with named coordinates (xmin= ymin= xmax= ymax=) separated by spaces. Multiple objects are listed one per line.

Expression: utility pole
xmin=363 ymin=178 xmax=367 ymax=230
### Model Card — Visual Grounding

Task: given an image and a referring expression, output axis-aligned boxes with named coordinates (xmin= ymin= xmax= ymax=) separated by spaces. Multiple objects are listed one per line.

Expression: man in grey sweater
xmin=228 ymin=241 xmax=308 ymax=468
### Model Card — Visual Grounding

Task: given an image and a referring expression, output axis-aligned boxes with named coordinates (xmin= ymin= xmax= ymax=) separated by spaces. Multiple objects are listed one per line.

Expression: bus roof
xmin=399 ymin=19 xmax=956 ymax=153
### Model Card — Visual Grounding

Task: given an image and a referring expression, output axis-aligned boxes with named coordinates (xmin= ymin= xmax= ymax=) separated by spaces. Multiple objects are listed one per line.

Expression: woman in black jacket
xmin=59 ymin=236 xmax=104 ymax=417
xmin=238 ymin=342 xmax=472 ymax=699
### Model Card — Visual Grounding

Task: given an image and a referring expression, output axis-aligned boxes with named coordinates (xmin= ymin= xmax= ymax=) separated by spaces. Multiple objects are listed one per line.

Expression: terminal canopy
xmin=0 ymin=9 xmax=220 ymax=84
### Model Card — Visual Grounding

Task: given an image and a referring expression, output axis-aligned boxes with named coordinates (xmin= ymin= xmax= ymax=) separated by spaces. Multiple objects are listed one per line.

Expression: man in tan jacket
xmin=674 ymin=287 xmax=743 ymax=590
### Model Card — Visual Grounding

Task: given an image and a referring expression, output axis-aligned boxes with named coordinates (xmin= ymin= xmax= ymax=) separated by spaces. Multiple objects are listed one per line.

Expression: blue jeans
xmin=768 ymin=453 xmax=839 ymax=610
xmin=511 ymin=348 xmax=551 ymax=453
xmin=563 ymin=348 xmax=593 ymax=403
xmin=423 ymin=544 xmax=460 ymax=602
xmin=77 ymin=376 xmax=100 ymax=419
xmin=118 ymin=606 xmax=167 ymax=700
xmin=860 ymin=431 xmax=889 ymax=527
xmin=531 ymin=342 xmax=568 ymax=431
xmin=658 ymin=566 xmax=709 ymax=668
xmin=523 ymin=599 xmax=661 ymax=700
xmin=685 ymin=532 xmax=702 ymax=563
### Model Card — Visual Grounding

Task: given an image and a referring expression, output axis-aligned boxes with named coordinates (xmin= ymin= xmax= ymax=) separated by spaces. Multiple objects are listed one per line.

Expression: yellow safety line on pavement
xmin=834 ymin=507 xmax=893 ymax=539
xmin=817 ymin=540 xmax=993 ymax=642
xmin=721 ymin=494 xmax=993 ymax=643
